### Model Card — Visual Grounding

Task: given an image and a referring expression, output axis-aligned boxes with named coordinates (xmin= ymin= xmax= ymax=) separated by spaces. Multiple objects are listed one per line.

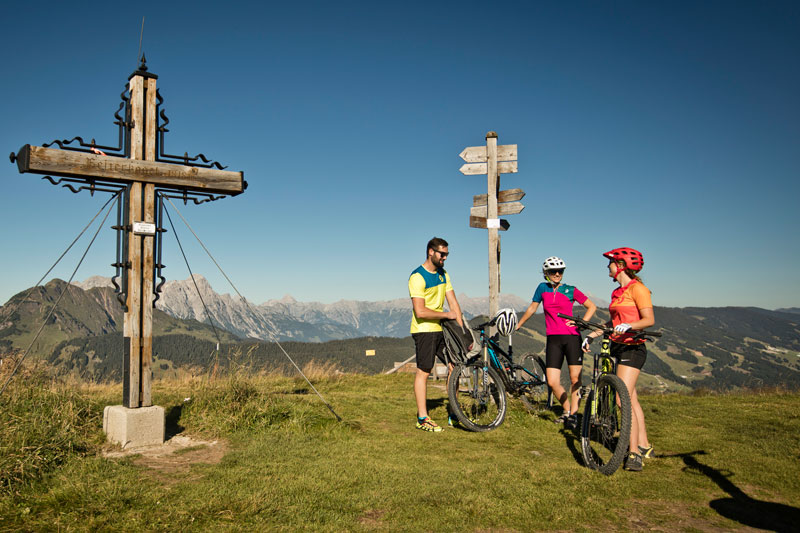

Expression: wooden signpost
xmin=460 ymin=132 xmax=524 ymax=327
xmin=10 ymin=57 xmax=245 ymax=447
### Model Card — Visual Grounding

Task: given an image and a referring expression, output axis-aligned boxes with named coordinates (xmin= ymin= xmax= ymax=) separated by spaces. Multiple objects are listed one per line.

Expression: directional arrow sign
xmin=470 ymin=201 xmax=525 ymax=217
xmin=470 ymin=216 xmax=509 ymax=231
xmin=459 ymin=144 xmax=517 ymax=163
xmin=473 ymin=188 xmax=525 ymax=206
xmin=459 ymin=160 xmax=518 ymax=175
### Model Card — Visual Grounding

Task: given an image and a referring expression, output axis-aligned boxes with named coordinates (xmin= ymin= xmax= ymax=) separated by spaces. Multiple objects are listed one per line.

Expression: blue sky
xmin=1 ymin=1 xmax=798 ymax=310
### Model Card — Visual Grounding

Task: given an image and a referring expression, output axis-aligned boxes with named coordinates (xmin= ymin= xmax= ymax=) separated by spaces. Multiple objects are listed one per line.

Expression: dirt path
xmin=103 ymin=434 xmax=228 ymax=485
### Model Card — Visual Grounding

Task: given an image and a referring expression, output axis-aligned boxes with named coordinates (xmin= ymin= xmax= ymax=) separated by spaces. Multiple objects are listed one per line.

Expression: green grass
xmin=1 ymin=368 xmax=799 ymax=532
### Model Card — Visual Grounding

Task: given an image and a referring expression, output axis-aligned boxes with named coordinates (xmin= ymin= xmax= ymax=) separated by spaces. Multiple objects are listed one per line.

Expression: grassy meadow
xmin=1 ymin=361 xmax=799 ymax=532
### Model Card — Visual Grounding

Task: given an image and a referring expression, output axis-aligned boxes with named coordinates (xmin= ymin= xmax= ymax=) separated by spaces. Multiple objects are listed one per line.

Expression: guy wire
xmin=162 ymin=195 xmax=342 ymax=422
xmin=160 ymin=194 xmax=224 ymax=351
xmin=0 ymin=193 xmax=119 ymax=328
xmin=0 ymin=193 xmax=120 ymax=399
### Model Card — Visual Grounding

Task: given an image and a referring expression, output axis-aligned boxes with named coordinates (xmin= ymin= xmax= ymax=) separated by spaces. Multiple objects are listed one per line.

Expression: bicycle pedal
xmin=579 ymin=386 xmax=591 ymax=399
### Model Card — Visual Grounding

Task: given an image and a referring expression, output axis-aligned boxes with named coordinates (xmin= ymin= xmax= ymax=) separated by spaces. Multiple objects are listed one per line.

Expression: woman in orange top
xmin=581 ymin=247 xmax=654 ymax=472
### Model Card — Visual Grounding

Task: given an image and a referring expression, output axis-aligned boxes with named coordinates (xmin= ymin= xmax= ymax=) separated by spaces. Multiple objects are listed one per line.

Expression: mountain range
xmin=2 ymin=276 xmax=799 ymax=392
xmin=71 ymin=275 xmax=532 ymax=342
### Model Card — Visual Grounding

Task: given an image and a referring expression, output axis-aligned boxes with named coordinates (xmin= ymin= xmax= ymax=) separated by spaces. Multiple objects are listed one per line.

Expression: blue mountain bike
xmin=447 ymin=317 xmax=551 ymax=432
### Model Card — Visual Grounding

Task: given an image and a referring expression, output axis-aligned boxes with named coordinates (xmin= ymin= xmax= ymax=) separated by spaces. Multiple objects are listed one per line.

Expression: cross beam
xmin=14 ymin=145 xmax=244 ymax=195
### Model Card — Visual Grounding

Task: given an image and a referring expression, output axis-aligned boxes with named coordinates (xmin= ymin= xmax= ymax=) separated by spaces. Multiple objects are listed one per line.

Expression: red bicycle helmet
xmin=603 ymin=247 xmax=644 ymax=272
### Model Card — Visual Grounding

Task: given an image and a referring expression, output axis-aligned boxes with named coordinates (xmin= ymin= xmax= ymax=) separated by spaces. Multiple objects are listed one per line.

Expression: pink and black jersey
xmin=532 ymin=282 xmax=588 ymax=336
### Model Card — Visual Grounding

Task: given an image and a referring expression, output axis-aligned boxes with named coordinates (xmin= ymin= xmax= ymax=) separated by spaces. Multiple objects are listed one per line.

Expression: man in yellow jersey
xmin=409 ymin=237 xmax=464 ymax=432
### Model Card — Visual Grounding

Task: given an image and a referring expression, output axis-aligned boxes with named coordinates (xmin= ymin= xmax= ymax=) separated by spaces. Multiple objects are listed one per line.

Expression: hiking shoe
xmin=565 ymin=414 xmax=578 ymax=430
xmin=416 ymin=417 xmax=443 ymax=432
xmin=624 ymin=452 xmax=643 ymax=471
xmin=554 ymin=413 xmax=570 ymax=424
xmin=638 ymin=444 xmax=654 ymax=459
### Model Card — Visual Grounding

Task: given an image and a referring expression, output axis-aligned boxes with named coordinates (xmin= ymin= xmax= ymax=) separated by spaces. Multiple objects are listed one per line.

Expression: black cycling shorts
xmin=611 ymin=342 xmax=647 ymax=370
xmin=412 ymin=331 xmax=447 ymax=372
xmin=545 ymin=334 xmax=583 ymax=369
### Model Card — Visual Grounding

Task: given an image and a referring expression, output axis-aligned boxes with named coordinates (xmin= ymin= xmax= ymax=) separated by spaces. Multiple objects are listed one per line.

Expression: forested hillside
xmin=47 ymin=333 xmax=416 ymax=380
xmin=38 ymin=306 xmax=800 ymax=391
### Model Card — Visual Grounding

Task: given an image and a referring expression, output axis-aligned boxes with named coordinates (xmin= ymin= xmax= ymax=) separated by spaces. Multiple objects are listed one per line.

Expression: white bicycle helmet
xmin=494 ymin=308 xmax=517 ymax=336
xmin=542 ymin=256 xmax=566 ymax=272
xmin=542 ymin=256 xmax=566 ymax=280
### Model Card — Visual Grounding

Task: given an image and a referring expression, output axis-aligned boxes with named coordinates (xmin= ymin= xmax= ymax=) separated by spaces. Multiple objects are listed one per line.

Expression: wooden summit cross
xmin=10 ymin=57 xmax=245 ymax=442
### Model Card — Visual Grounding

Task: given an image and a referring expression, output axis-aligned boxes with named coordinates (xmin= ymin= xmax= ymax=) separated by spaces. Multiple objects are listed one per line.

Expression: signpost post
xmin=460 ymin=132 xmax=523 ymax=330
xmin=10 ymin=57 xmax=246 ymax=447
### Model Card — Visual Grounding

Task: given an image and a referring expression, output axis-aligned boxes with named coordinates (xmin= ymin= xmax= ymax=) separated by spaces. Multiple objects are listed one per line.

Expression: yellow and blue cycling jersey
xmin=409 ymin=265 xmax=453 ymax=333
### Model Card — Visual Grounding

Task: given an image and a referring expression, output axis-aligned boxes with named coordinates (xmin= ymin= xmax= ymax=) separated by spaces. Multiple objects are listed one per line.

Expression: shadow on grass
xmin=165 ymin=404 xmax=185 ymax=439
xmin=434 ymin=397 xmax=488 ymax=432
xmin=666 ymin=450 xmax=800 ymax=533
xmin=428 ymin=397 xmax=447 ymax=412
xmin=560 ymin=424 xmax=584 ymax=465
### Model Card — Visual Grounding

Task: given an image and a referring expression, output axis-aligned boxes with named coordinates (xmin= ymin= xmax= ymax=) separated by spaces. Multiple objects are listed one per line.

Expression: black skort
xmin=611 ymin=342 xmax=647 ymax=370
xmin=545 ymin=334 xmax=583 ymax=368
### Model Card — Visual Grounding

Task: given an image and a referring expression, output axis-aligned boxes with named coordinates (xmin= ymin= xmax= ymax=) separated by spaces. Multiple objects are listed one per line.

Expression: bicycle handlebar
xmin=556 ymin=313 xmax=662 ymax=340
xmin=474 ymin=316 xmax=499 ymax=332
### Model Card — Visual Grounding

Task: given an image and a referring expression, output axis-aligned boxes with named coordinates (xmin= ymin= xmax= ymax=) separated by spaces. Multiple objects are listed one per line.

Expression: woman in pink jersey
xmin=582 ymin=247 xmax=655 ymax=472
xmin=516 ymin=256 xmax=596 ymax=428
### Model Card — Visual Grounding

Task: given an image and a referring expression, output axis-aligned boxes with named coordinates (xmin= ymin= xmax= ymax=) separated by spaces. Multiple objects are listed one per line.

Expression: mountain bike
xmin=447 ymin=317 xmax=552 ymax=432
xmin=558 ymin=313 xmax=661 ymax=475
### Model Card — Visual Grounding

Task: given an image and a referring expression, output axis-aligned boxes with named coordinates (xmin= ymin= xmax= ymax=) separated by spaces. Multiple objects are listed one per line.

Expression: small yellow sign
xmin=365 ymin=349 xmax=375 ymax=357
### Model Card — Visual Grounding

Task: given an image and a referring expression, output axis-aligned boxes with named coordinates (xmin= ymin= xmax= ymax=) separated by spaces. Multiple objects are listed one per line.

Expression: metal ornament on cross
xmin=460 ymin=131 xmax=524 ymax=328
xmin=9 ymin=57 xmax=246 ymax=443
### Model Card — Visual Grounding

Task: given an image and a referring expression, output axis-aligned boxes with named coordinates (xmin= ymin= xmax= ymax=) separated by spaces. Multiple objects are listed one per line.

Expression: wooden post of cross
xmin=11 ymin=58 xmax=245 ymax=447
xmin=460 ymin=132 xmax=523 ymax=333
xmin=125 ymin=64 xmax=158 ymax=411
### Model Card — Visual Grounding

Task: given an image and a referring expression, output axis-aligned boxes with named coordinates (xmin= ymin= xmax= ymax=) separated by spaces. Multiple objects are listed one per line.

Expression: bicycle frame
xmin=586 ymin=335 xmax=616 ymax=418
xmin=473 ymin=324 xmax=546 ymax=396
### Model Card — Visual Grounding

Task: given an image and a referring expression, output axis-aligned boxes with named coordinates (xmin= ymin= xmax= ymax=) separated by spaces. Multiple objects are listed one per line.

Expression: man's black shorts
xmin=545 ymin=334 xmax=583 ymax=368
xmin=412 ymin=331 xmax=447 ymax=372
xmin=611 ymin=342 xmax=647 ymax=370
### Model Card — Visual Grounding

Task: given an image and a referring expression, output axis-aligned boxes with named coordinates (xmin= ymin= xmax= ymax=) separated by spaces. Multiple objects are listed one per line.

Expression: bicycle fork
xmin=482 ymin=343 xmax=489 ymax=387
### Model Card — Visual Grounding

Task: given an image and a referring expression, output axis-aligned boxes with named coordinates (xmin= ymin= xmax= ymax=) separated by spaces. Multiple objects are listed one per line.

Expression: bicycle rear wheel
xmin=580 ymin=374 xmax=631 ymax=475
xmin=517 ymin=354 xmax=552 ymax=412
xmin=447 ymin=362 xmax=507 ymax=432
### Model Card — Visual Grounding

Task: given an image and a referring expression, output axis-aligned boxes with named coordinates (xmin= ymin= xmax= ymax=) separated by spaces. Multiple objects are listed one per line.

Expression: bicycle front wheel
xmin=517 ymin=353 xmax=552 ymax=412
xmin=580 ymin=374 xmax=632 ymax=475
xmin=447 ymin=362 xmax=507 ymax=432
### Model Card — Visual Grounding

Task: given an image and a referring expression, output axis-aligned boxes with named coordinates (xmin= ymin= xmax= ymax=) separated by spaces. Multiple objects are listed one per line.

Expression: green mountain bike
xmin=558 ymin=313 xmax=661 ymax=475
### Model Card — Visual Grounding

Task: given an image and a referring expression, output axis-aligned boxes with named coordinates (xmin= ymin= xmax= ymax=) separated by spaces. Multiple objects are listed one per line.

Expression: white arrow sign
xmin=459 ymin=161 xmax=518 ymax=175
xmin=470 ymin=201 xmax=525 ymax=217
xmin=460 ymin=144 xmax=517 ymax=163
xmin=469 ymin=216 xmax=510 ymax=231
